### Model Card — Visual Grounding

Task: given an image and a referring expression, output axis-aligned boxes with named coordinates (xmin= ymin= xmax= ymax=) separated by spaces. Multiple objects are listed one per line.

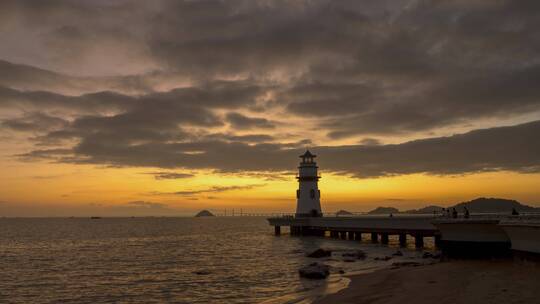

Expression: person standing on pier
xmin=512 ymin=208 xmax=519 ymax=216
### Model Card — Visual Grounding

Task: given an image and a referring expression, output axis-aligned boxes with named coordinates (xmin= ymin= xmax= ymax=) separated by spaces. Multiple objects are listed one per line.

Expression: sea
xmin=0 ymin=217 xmax=436 ymax=303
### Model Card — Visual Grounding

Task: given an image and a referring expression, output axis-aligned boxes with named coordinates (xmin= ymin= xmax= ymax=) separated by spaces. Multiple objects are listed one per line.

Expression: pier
xmin=267 ymin=151 xmax=540 ymax=255
xmin=268 ymin=214 xmax=440 ymax=248
xmin=268 ymin=213 xmax=540 ymax=255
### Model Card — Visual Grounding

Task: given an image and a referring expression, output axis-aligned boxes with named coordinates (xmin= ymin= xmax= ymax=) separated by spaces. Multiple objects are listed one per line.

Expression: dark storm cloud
xmin=1 ymin=80 xmax=267 ymax=148
xmin=147 ymin=0 xmax=540 ymax=137
xmin=0 ymin=80 xmax=263 ymax=114
xmin=3 ymin=0 xmax=540 ymax=137
xmin=317 ymin=120 xmax=540 ymax=178
xmin=0 ymin=85 xmax=133 ymax=114
xmin=203 ymin=133 xmax=275 ymax=143
xmin=1 ymin=112 xmax=68 ymax=132
xmin=3 ymin=0 xmax=540 ymax=179
xmin=21 ymin=120 xmax=540 ymax=178
xmin=0 ymin=60 xmax=156 ymax=95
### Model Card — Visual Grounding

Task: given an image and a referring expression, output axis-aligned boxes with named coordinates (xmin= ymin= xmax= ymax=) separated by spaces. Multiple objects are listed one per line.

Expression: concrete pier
xmin=269 ymin=215 xmax=438 ymax=247
xmin=269 ymin=212 xmax=540 ymax=257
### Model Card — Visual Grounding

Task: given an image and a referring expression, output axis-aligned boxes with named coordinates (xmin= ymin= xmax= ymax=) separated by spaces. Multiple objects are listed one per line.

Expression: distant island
xmin=336 ymin=210 xmax=353 ymax=216
xmin=195 ymin=210 xmax=215 ymax=217
xmin=366 ymin=197 xmax=540 ymax=214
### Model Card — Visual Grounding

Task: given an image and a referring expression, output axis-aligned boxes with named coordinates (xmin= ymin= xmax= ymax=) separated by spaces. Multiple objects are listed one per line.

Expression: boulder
xmin=342 ymin=250 xmax=367 ymax=260
xmin=374 ymin=256 xmax=392 ymax=261
xmin=298 ymin=262 xmax=330 ymax=279
xmin=422 ymin=252 xmax=441 ymax=259
xmin=391 ymin=261 xmax=422 ymax=267
xmin=307 ymin=248 xmax=332 ymax=258
xmin=193 ymin=270 xmax=211 ymax=275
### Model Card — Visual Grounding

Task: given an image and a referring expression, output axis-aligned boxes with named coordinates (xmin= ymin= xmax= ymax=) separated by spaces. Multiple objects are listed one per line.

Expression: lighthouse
xmin=296 ymin=150 xmax=322 ymax=217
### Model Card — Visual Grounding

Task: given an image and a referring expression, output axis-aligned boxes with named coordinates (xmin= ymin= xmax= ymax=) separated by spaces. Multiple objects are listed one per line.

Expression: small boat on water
xmin=90 ymin=216 xmax=102 ymax=219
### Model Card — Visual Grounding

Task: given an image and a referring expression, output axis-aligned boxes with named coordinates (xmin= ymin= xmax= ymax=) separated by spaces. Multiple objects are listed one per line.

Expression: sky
xmin=1 ymin=0 xmax=540 ymax=216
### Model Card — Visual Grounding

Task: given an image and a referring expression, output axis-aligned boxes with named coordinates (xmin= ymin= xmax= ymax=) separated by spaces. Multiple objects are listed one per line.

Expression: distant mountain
xmin=368 ymin=207 xmax=399 ymax=214
xmin=195 ymin=210 xmax=215 ymax=217
xmin=404 ymin=205 xmax=444 ymax=214
xmin=450 ymin=197 xmax=539 ymax=213
xmin=374 ymin=197 xmax=539 ymax=215
xmin=336 ymin=210 xmax=353 ymax=216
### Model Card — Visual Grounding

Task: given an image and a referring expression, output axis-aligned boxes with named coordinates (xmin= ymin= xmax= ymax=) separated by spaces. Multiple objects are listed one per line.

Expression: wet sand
xmin=315 ymin=259 xmax=540 ymax=304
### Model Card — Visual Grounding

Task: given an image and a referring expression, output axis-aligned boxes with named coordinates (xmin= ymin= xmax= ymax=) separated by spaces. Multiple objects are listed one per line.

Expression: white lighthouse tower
xmin=296 ymin=150 xmax=322 ymax=217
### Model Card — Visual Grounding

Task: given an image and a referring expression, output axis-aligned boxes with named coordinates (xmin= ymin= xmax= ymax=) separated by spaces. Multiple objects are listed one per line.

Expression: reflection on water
xmin=0 ymin=217 xmax=435 ymax=303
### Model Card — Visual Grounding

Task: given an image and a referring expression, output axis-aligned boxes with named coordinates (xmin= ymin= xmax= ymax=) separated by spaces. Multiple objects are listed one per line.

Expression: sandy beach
xmin=315 ymin=259 xmax=540 ymax=304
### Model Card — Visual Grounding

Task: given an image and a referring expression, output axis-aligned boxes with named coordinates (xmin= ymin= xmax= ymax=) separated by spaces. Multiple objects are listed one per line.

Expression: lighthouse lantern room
xmin=296 ymin=150 xmax=322 ymax=217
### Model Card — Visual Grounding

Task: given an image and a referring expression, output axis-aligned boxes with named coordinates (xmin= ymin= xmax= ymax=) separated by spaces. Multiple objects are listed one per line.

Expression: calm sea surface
xmin=0 ymin=217 xmax=435 ymax=303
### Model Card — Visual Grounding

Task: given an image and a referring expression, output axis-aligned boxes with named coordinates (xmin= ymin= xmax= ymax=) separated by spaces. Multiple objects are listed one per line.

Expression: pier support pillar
xmin=274 ymin=226 xmax=281 ymax=236
xmin=434 ymin=235 xmax=442 ymax=247
xmin=381 ymin=233 xmax=389 ymax=244
xmin=354 ymin=232 xmax=361 ymax=241
xmin=415 ymin=235 xmax=424 ymax=248
xmin=339 ymin=231 xmax=347 ymax=239
xmin=399 ymin=234 xmax=407 ymax=247
xmin=330 ymin=231 xmax=338 ymax=238
xmin=371 ymin=233 xmax=378 ymax=243
xmin=347 ymin=232 xmax=354 ymax=240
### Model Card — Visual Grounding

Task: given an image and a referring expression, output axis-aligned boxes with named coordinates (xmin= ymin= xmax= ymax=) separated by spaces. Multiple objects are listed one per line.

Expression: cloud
xmin=19 ymin=120 xmax=540 ymax=178
xmin=3 ymin=0 xmax=540 ymax=182
xmin=359 ymin=138 xmax=381 ymax=146
xmin=126 ymin=201 xmax=168 ymax=209
xmin=30 ymin=174 xmax=65 ymax=180
xmin=226 ymin=112 xmax=275 ymax=129
xmin=2 ymin=0 xmax=539 ymax=140
xmin=148 ymin=172 xmax=195 ymax=180
xmin=165 ymin=184 xmax=267 ymax=196
xmin=1 ymin=112 xmax=68 ymax=132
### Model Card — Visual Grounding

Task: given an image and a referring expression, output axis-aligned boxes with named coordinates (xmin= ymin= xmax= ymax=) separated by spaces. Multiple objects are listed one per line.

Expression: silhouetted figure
xmin=464 ymin=207 xmax=470 ymax=219
xmin=512 ymin=208 xmax=519 ymax=216
xmin=452 ymin=208 xmax=458 ymax=219
xmin=389 ymin=213 xmax=393 ymax=218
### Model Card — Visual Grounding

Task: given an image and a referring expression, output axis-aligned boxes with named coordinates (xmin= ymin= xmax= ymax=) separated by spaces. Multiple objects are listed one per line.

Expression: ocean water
xmin=0 ymin=217 xmax=436 ymax=303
